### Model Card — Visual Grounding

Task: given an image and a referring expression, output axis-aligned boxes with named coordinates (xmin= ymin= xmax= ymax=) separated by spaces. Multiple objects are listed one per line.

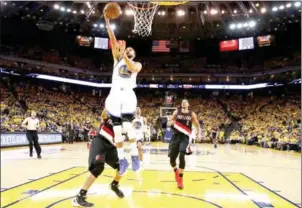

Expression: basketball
xmin=103 ymin=2 xmax=121 ymax=19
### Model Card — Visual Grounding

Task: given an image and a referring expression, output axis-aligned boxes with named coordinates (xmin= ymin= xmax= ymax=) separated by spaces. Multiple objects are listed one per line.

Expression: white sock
xmin=117 ymin=147 xmax=125 ymax=160
xmin=130 ymin=142 xmax=139 ymax=156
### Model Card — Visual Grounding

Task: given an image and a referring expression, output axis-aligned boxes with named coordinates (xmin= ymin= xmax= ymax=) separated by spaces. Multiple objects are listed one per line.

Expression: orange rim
xmin=127 ymin=2 xmax=159 ymax=11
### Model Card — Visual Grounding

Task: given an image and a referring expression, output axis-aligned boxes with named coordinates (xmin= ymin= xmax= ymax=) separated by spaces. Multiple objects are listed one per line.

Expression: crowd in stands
xmin=1 ymin=45 xmax=300 ymax=75
xmin=1 ymin=76 xmax=300 ymax=152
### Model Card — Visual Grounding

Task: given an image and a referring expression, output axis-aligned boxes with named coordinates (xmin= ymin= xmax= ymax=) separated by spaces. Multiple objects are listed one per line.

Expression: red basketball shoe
xmin=177 ymin=176 xmax=184 ymax=190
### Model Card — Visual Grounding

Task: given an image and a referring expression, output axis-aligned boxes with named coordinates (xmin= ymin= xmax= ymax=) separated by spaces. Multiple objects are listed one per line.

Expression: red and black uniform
xmin=169 ymin=109 xmax=192 ymax=158
xmin=88 ymin=117 xmax=119 ymax=172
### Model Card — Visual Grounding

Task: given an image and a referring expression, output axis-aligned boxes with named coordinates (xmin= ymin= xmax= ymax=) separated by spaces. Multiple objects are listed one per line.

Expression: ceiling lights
xmin=229 ymin=20 xmax=256 ymax=30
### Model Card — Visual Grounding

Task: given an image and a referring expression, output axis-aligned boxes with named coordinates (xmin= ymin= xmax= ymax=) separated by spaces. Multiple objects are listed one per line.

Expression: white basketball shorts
xmin=105 ymin=87 xmax=137 ymax=118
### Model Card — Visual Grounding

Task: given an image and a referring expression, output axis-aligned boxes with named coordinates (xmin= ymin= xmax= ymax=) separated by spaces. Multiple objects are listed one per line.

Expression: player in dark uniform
xmin=167 ymin=99 xmax=201 ymax=189
xmin=72 ymin=109 xmax=124 ymax=207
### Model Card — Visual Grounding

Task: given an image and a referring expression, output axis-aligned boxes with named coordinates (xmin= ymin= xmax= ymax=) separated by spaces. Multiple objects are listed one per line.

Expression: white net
xmin=127 ymin=2 xmax=159 ymax=37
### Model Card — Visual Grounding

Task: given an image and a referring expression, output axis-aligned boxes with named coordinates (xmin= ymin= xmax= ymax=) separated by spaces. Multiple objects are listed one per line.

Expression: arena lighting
xmin=255 ymin=3 xmax=259 ymax=7
xmin=249 ymin=20 xmax=256 ymax=27
xmin=203 ymin=10 xmax=208 ymax=14
xmin=110 ymin=24 xmax=116 ymax=30
xmin=34 ymin=74 xmax=110 ymax=88
xmin=279 ymin=5 xmax=285 ymax=10
xmin=54 ymin=4 xmax=59 ymax=10
xmin=73 ymin=10 xmax=77 ymax=14
xmin=28 ymin=74 xmax=279 ymax=90
xmin=81 ymin=10 xmax=85 ymax=14
xmin=60 ymin=7 xmax=66 ymax=12
xmin=229 ymin=24 xmax=236 ymax=30
xmin=260 ymin=7 xmax=266 ymax=13
xmin=249 ymin=9 xmax=253 ymax=13
xmin=221 ymin=10 xmax=225 ymax=14
xmin=176 ymin=10 xmax=185 ymax=16
xmin=67 ymin=8 xmax=71 ymax=13
xmin=286 ymin=3 xmax=292 ymax=8
xmin=205 ymin=83 xmax=269 ymax=90
xmin=237 ymin=23 xmax=243 ymax=29
xmin=272 ymin=7 xmax=278 ymax=12
xmin=93 ymin=23 xmax=97 ymax=28
xmin=294 ymin=2 xmax=301 ymax=7
xmin=243 ymin=23 xmax=248 ymax=27
xmin=234 ymin=9 xmax=237 ymax=14
xmin=210 ymin=9 xmax=218 ymax=15
xmin=99 ymin=23 xmax=104 ymax=28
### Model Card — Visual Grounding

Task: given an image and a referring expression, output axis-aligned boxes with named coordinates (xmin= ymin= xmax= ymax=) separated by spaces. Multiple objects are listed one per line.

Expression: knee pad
xmin=179 ymin=152 xmax=186 ymax=169
xmin=90 ymin=163 xmax=104 ymax=178
xmin=170 ymin=157 xmax=177 ymax=168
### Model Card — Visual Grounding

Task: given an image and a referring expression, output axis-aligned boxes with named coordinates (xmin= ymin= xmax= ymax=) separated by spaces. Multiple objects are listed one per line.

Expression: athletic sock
xmin=117 ymin=147 xmax=125 ymax=160
xmin=79 ymin=189 xmax=87 ymax=197
xmin=179 ymin=173 xmax=183 ymax=178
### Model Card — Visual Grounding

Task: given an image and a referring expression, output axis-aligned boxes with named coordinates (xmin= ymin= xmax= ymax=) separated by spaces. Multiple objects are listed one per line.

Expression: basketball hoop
xmin=127 ymin=1 xmax=159 ymax=37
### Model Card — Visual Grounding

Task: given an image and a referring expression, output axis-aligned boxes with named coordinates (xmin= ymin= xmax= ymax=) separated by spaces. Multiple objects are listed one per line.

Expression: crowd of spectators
xmin=1 ymin=77 xmax=300 ymax=152
xmin=1 ymin=45 xmax=300 ymax=75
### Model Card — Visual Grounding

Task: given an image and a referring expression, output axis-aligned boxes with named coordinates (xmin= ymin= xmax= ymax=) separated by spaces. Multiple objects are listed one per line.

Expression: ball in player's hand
xmin=103 ymin=2 xmax=121 ymax=19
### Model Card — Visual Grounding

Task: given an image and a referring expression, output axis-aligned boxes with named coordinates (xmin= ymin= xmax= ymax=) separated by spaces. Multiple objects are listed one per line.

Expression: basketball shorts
xmin=168 ymin=133 xmax=190 ymax=158
xmin=105 ymin=87 xmax=137 ymax=118
xmin=88 ymin=135 xmax=119 ymax=171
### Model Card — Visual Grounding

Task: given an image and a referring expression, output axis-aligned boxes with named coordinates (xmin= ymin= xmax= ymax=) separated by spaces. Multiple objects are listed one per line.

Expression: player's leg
xmin=106 ymin=146 xmax=124 ymax=198
xmin=121 ymin=89 xmax=139 ymax=171
xmin=32 ymin=132 xmax=42 ymax=158
xmin=26 ymin=131 xmax=34 ymax=157
xmin=168 ymin=134 xmax=181 ymax=184
xmin=105 ymin=92 xmax=128 ymax=176
xmin=178 ymin=135 xmax=190 ymax=189
xmin=137 ymin=139 xmax=143 ymax=167
xmin=73 ymin=136 xmax=106 ymax=207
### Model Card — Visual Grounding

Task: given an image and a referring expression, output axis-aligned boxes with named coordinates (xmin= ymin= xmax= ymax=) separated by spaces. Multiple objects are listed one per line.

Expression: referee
xmin=22 ymin=110 xmax=42 ymax=159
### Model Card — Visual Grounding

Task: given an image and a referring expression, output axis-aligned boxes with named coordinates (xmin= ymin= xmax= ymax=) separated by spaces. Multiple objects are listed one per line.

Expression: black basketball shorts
xmin=168 ymin=133 xmax=189 ymax=158
xmin=88 ymin=135 xmax=119 ymax=171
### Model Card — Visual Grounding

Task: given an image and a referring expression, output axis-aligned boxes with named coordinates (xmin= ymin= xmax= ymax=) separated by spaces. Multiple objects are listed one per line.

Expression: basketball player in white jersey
xmin=104 ymin=13 xmax=142 ymax=176
xmin=132 ymin=107 xmax=147 ymax=167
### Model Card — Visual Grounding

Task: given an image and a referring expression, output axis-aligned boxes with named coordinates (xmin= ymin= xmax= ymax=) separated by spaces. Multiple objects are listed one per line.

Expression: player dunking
xmin=104 ymin=13 xmax=142 ymax=175
xmin=132 ymin=107 xmax=147 ymax=168
xmin=72 ymin=109 xmax=124 ymax=207
xmin=168 ymin=99 xmax=201 ymax=189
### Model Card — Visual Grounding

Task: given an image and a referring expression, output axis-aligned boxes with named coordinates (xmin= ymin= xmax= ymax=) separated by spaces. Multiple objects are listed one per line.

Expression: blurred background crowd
xmin=1 ymin=74 xmax=300 ymax=152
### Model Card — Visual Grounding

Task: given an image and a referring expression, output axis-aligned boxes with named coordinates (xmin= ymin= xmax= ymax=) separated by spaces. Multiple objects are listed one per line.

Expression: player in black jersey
xmin=167 ymin=99 xmax=201 ymax=189
xmin=72 ymin=109 xmax=124 ymax=207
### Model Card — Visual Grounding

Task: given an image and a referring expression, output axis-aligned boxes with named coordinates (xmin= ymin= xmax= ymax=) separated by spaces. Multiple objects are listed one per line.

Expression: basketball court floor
xmin=1 ymin=143 xmax=301 ymax=208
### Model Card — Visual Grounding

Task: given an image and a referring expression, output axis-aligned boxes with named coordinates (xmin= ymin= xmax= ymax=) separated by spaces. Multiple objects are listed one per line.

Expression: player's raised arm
xmin=104 ymin=13 xmax=124 ymax=61
xmin=167 ymin=110 xmax=178 ymax=126
xmin=192 ymin=112 xmax=201 ymax=140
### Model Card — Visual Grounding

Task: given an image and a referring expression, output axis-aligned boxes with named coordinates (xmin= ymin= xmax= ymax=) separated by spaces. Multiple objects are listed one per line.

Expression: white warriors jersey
xmin=133 ymin=116 xmax=145 ymax=133
xmin=112 ymin=58 xmax=138 ymax=89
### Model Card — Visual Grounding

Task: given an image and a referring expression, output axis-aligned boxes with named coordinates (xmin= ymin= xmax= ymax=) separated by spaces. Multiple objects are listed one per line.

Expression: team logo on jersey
xmin=118 ymin=65 xmax=132 ymax=78
xmin=133 ymin=121 xmax=142 ymax=129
